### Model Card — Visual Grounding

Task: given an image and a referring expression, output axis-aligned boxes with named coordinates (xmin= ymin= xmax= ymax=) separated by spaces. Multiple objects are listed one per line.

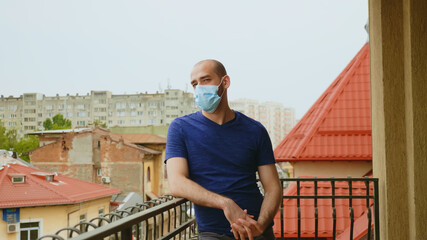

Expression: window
xmin=96 ymin=168 xmax=102 ymax=176
xmin=116 ymin=111 xmax=125 ymax=117
xmin=12 ymin=176 xmax=25 ymax=183
xmin=38 ymin=113 xmax=42 ymax=118
xmin=20 ymin=221 xmax=40 ymax=240
xmin=147 ymin=167 xmax=151 ymax=182
xmin=148 ymin=111 xmax=157 ymax=116
xmin=10 ymin=114 xmax=17 ymax=118
xmin=130 ymin=103 xmax=137 ymax=109
xmin=78 ymin=112 xmax=86 ymax=117
xmin=130 ymin=111 xmax=137 ymax=116
xmin=130 ymin=120 xmax=137 ymax=125
xmin=24 ymin=109 xmax=36 ymax=114
xmin=137 ymin=111 xmax=143 ymax=116
xmin=98 ymin=208 xmax=105 ymax=216
xmin=58 ymin=104 xmax=65 ymax=110
xmin=8 ymin=105 xmax=17 ymax=111
xmin=76 ymin=104 xmax=85 ymax=110
xmin=8 ymin=122 xmax=16 ymax=127
xmin=77 ymin=121 xmax=86 ymax=126
xmin=45 ymin=105 xmax=53 ymax=110
xmin=0 ymin=106 xmax=4 ymax=111
xmin=67 ymin=112 xmax=73 ymax=117
xmin=116 ymin=103 xmax=126 ymax=109
xmin=148 ymin=102 xmax=157 ymax=108
xmin=79 ymin=214 xmax=87 ymax=232
xmin=0 ymin=114 xmax=4 ymax=119
xmin=117 ymin=120 xmax=125 ymax=125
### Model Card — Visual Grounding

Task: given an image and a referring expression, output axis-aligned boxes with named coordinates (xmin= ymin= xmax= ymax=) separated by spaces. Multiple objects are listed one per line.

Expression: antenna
xmin=167 ymin=78 xmax=172 ymax=89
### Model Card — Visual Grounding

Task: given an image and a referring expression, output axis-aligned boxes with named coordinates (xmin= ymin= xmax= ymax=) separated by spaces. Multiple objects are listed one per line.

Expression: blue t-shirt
xmin=165 ymin=111 xmax=276 ymax=235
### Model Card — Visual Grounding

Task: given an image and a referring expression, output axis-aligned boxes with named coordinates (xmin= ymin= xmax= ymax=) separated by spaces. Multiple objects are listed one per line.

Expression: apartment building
xmin=229 ymin=99 xmax=296 ymax=148
xmin=0 ymin=90 xmax=198 ymax=136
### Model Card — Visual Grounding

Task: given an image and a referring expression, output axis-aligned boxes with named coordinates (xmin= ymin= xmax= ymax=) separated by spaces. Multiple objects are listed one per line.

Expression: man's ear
xmin=223 ymin=75 xmax=231 ymax=89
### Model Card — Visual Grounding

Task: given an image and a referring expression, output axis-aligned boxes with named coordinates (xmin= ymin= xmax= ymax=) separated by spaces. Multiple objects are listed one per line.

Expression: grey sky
xmin=0 ymin=1 xmax=368 ymax=118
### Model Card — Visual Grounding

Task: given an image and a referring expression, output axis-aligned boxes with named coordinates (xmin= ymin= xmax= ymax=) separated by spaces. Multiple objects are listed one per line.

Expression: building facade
xmin=0 ymin=163 xmax=120 ymax=240
xmin=0 ymin=90 xmax=198 ymax=136
xmin=229 ymin=99 xmax=296 ymax=148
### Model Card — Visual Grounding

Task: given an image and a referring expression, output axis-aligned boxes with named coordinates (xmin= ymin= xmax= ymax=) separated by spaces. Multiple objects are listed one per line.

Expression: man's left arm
xmin=231 ymin=163 xmax=282 ymax=239
xmin=256 ymin=163 xmax=282 ymax=231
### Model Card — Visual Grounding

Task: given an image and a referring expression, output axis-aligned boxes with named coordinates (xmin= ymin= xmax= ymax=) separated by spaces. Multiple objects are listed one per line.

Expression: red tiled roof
xmin=275 ymin=43 xmax=371 ymax=161
xmin=0 ymin=164 xmax=121 ymax=208
xmin=336 ymin=206 xmax=374 ymax=240
xmin=273 ymin=178 xmax=374 ymax=238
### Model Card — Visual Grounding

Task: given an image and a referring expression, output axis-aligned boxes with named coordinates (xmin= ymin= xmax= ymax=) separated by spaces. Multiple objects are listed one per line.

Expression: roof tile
xmin=0 ymin=164 xmax=121 ymax=208
xmin=275 ymin=43 xmax=371 ymax=161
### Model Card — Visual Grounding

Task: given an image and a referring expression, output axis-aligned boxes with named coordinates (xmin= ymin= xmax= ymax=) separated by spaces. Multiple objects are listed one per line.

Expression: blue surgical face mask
xmin=194 ymin=77 xmax=224 ymax=113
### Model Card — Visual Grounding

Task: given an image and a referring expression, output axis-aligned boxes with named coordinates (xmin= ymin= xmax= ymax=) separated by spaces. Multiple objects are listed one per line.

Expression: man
xmin=165 ymin=59 xmax=282 ymax=240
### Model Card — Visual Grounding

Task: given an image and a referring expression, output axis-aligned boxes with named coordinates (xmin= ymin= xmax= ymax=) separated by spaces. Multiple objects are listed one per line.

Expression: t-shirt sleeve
xmin=256 ymin=126 xmax=276 ymax=166
xmin=164 ymin=119 xmax=188 ymax=163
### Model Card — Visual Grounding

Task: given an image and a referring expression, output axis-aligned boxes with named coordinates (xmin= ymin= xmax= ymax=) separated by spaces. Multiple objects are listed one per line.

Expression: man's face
xmin=190 ymin=62 xmax=221 ymax=90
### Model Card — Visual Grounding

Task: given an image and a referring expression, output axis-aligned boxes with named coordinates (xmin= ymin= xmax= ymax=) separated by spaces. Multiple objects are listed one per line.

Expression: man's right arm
xmin=166 ymin=157 xmax=255 ymax=236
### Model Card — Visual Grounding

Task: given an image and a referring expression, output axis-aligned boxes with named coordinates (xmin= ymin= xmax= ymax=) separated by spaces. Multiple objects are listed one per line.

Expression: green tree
xmin=94 ymin=120 xmax=107 ymax=128
xmin=43 ymin=118 xmax=52 ymax=130
xmin=0 ymin=120 xmax=10 ymax=150
xmin=43 ymin=114 xmax=72 ymax=130
xmin=14 ymin=135 xmax=39 ymax=162
xmin=0 ymin=120 xmax=39 ymax=162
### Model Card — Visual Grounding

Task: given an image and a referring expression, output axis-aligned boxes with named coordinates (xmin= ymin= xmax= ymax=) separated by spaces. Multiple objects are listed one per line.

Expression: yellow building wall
xmin=0 ymin=197 xmax=111 ymax=240
xmin=292 ymin=161 xmax=372 ymax=178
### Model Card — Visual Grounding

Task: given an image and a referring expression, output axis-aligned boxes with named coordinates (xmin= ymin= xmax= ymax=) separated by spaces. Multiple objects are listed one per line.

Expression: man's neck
xmin=202 ymin=107 xmax=235 ymax=125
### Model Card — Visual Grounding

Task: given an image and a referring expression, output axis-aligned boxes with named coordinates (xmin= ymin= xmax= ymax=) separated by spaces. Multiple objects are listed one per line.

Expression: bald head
xmin=193 ymin=59 xmax=227 ymax=78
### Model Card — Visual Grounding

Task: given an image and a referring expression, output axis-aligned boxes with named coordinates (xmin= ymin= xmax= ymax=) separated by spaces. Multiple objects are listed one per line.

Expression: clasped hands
xmin=223 ymin=199 xmax=264 ymax=240
xmin=230 ymin=209 xmax=264 ymax=240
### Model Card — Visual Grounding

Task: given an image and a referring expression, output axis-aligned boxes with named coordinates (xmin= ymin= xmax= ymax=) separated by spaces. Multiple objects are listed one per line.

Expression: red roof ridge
xmin=275 ymin=43 xmax=371 ymax=161
xmin=292 ymin=45 xmax=366 ymax=159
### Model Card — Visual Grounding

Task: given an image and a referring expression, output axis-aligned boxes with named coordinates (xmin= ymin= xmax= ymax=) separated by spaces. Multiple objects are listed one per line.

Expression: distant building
xmin=0 ymin=89 xmax=198 ymax=136
xmin=0 ymin=163 xmax=120 ymax=240
xmin=28 ymin=127 xmax=168 ymax=200
xmin=229 ymin=99 xmax=296 ymax=148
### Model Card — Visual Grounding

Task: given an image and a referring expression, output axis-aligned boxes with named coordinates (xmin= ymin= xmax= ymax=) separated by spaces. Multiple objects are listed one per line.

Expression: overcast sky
xmin=0 ymin=1 xmax=368 ymax=118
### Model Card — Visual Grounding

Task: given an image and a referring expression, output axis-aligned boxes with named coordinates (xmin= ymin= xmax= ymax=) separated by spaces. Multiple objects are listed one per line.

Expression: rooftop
xmin=0 ymin=163 xmax=121 ymax=208
xmin=275 ymin=43 xmax=371 ymax=162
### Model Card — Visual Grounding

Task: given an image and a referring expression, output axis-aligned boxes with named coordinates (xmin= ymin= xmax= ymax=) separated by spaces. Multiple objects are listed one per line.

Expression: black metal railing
xmin=39 ymin=177 xmax=379 ymax=240
xmin=277 ymin=177 xmax=379 ymax=240
xmin=38 ymin=195 xmax=196 ymax=240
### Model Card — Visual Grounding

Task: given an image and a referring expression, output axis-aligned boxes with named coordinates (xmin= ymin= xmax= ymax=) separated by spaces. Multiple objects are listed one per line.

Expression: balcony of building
xmin=38 ymin=177 xmax=379 ymax=240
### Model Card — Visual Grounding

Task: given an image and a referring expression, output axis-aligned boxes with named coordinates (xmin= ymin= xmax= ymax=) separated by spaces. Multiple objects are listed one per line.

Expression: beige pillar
xmin=369 ymin=0 xmax=427 ymax=239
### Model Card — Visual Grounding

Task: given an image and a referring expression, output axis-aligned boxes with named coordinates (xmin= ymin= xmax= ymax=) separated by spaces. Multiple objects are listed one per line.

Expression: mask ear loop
xmin=218 ymin=77 xmax=226 ymax=98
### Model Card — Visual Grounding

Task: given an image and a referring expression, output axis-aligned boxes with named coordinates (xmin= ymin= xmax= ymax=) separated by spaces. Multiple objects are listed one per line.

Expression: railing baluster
xmin=365 ymin=178 xmax=371 ymax=240
xmin=332 ymin=178 xmax=336 ymax=240
xmin=348 ymin=177 xmax=354 ymax=240
xmin=314 ymin=177 xmax=318 ymax=240
xmin=297 ymin=179 xmax=301 ymax=240
xmin=374 ymin=179 xmax=380 ymax=240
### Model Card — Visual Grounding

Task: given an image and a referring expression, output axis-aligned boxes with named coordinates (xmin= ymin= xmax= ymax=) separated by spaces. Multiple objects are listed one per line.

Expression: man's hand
xmin=230 ymin=210 xmax=264 ymax=240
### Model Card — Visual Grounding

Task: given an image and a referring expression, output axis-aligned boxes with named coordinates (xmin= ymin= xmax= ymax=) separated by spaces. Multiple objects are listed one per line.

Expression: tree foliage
xmin=0 ymin=120 xmax=39 ymax=162
xmin=94 ymin=120 xmax=107 ymax=128
xmin=43 ymin=114 xmax=72 ymax=130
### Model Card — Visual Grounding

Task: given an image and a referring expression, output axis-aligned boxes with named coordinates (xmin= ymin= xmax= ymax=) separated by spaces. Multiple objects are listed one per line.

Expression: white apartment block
xmin=229 ymin=99 xmax=296 ymax=148
xmin=0 ymin=90 xmax=198 ymax=136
